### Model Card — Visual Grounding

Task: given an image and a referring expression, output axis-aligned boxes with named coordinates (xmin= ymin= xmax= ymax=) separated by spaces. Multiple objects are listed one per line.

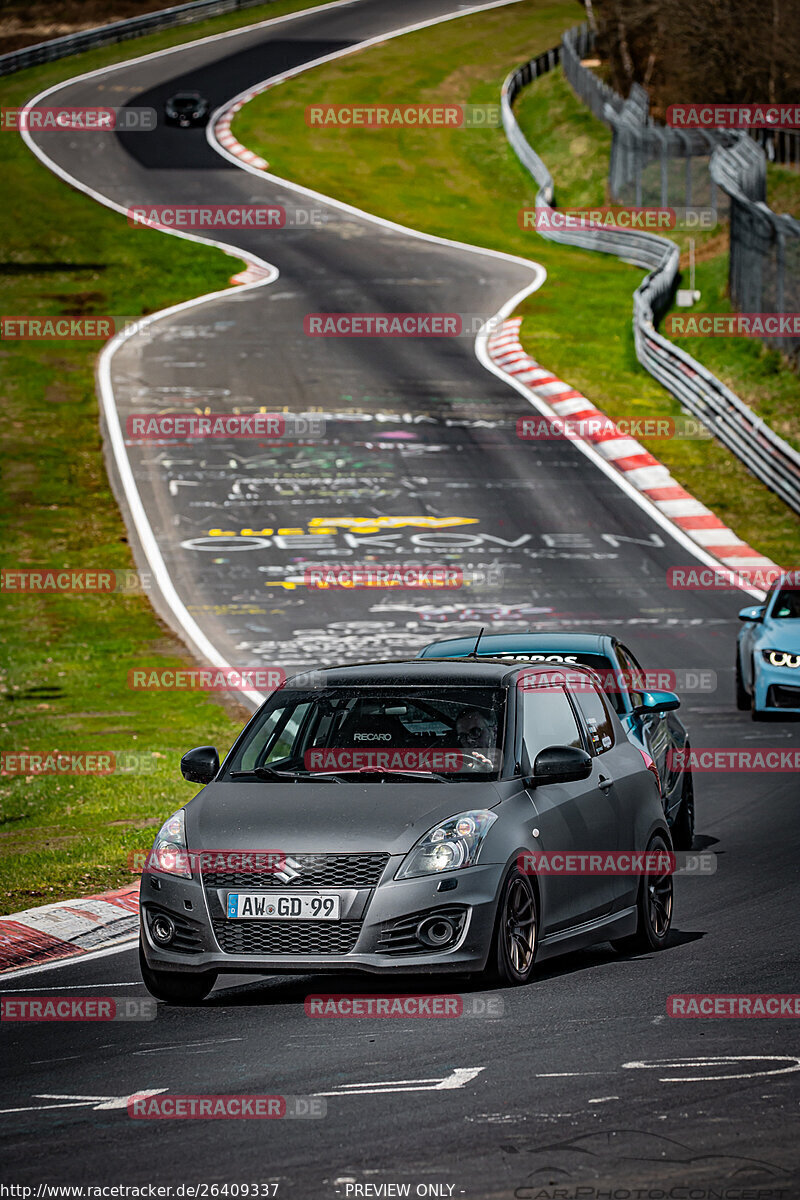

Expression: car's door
xmin=572 ymin=682 xmax=642 ymax=912
xmin=518 ymin=683 xmax=621 ymax=932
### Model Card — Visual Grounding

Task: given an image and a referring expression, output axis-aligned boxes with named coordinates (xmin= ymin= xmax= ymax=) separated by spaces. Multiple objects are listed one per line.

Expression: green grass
xmin=234 ymin=11 xmax=800 ymax=565
xmin=0 ymin=0 xmax=345 ymax=913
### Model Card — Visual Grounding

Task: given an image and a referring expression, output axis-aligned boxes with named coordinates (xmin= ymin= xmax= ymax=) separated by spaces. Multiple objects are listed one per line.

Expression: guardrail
xmin=0 ymin=0 xmax=276 ymax=77
xmin=501 ymin=45 xmax=800 ymax=516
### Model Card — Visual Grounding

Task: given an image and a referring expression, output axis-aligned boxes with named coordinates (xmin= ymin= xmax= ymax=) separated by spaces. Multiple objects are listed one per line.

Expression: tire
xmin=486 ymin=867 xmax=538 ymax=986
xmin=611 ymin=835 xmax=673 ymax=955
xmin=735 ymin=652 xmax=749 ymax=711
xmin=671 ymin=770 xmax=695 ymax=851
xmin=139 ymin=939 xmax=217 ymax=1004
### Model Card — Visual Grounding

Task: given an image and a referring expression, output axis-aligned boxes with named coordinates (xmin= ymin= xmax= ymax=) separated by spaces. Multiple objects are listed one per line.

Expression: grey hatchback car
xmin=139 ymin=659 xmax=674 ymax=1003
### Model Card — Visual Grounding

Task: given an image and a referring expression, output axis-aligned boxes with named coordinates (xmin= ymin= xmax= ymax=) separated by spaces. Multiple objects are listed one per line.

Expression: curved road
xmin=3 ymin=0 xmax=799 ymax=1192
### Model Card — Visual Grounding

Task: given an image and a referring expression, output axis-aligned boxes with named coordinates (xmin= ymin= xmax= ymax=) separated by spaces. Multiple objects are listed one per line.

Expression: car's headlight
xmin=147 ymin=809 xmax=191 ymax=878
xmin=763 ymin=649 xmax=800 ymax=668
xmin=395 ymin=810 xmax=497 ymax=880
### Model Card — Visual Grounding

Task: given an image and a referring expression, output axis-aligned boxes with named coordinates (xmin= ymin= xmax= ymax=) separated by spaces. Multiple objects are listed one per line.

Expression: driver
xmin=454 ymin=708 xmax=497 ymax=770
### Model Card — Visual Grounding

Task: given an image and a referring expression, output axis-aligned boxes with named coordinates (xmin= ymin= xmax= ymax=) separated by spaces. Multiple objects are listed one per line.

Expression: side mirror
xmin=738 ymin=605 xmax=765 ymax=623
xmin=633 ymin=689 xmax=681 ymax=715
xmin=181 ymin=745 xmax=219 ymax=784
xmin=531 ymin=745 xmax=593 ymax=785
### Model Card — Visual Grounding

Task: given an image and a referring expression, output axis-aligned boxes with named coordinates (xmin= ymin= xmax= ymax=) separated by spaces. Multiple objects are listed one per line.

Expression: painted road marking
xmin=0 ymin=1089 xmax=167 ymax=1115
xmin=315 ymin=1067 xmax=484 ymax=1096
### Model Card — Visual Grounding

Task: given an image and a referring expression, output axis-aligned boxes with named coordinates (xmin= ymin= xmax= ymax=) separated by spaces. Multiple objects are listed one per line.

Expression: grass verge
xmin=233 ymin=2 xmax=800 ymax=564
xmin=0 ymin=0 xmax=343 ymax=912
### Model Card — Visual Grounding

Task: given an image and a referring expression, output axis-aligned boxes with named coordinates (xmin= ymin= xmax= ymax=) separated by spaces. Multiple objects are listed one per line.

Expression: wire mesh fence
xmin=561 ymin=22 xmax=799 ymax=365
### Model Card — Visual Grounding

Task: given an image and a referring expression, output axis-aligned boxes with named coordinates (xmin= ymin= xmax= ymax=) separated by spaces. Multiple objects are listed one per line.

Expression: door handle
xmin=598 ymin=774 xmax=614 ymax=791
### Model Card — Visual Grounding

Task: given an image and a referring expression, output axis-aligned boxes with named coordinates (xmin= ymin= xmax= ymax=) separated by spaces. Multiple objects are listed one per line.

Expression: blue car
xmin=737 ymin=575 xmax=800 ymax=720
xmin=418 ymin=633 xmax=694 ymax=849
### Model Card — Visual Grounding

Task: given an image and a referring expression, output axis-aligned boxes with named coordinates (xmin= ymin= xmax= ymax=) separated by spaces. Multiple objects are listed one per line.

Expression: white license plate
xmin=226 ymin=892 xmax=341 ymax=921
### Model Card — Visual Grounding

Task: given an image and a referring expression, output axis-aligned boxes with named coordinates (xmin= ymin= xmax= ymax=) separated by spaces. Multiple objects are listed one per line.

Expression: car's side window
xmin=520 ymin=687 xmax=583 ymax=772
xmin=264 ymin=703 xmax=312 ymax=763
xmin=615 ymin=644 xmax=645 ymax=709
xmin=574 ymin=684 xmax=616 ymax=754
xmin=240 ymin=703 xmax=313 ymax=769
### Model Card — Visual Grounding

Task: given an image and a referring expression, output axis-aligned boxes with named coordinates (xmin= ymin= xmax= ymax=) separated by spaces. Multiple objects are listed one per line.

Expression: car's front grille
xmin=212 ymin=919 xmax=361 ymax=956
xmin=766 ymin=684 xmax=800 ymax=708
xmin=202 ymin=852 xmax=389 ymax=890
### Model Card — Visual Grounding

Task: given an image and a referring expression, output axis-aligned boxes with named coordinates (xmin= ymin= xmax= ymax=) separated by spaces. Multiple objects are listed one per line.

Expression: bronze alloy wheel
xmin=493 ymin=869 xmax=537 ymax=984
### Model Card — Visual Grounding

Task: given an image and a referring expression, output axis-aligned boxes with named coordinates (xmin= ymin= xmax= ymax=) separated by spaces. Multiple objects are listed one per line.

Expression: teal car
xmin=418 ymin=633 xmax=694 ymax=849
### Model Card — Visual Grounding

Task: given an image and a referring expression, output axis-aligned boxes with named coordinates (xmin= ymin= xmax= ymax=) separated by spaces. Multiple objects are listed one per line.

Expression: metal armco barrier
xmin=0 ymin=0 xmax=278 ymax=76
xmin=501 ymin=42 xmax=800 ymax=516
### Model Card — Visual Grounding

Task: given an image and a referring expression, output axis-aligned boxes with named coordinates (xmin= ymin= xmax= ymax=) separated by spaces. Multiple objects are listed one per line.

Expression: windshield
xmin=225 ymin=686 xmax=506 ymax=781
xmin=173 ymin=95 xmax=201 ymax=109
xmin=771 ymin=588 xmax=800 ymax=619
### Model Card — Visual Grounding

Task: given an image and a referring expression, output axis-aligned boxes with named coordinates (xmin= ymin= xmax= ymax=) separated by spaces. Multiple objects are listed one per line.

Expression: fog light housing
xmin=150 ymin=913 xmax=176 ymax=946
xmin=416 ymin=915 xmax=457 ymax=948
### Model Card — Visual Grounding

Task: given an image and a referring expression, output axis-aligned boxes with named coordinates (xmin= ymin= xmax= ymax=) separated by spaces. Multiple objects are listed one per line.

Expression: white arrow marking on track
xmin=0 ymin=1089 xmax=167 ymax=1115
xmin=314 ymin=1067 xmax=484 ymax=1096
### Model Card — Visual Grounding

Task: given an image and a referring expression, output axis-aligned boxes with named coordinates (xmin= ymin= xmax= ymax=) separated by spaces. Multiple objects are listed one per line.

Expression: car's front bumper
xmin=139 ymin=862 xmax=503 ymax=976
xmin=753 ymin=663 xmax=800 ymax=713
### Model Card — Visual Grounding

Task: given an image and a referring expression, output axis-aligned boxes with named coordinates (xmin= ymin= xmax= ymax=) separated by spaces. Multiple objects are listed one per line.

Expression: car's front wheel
xmin=488 ymin=868 xmax=538 ymax=985
xmin=611 ymin=835 xmax=673 ymax=954
xmin=139 ymin=939 xmax=217 ymax=1004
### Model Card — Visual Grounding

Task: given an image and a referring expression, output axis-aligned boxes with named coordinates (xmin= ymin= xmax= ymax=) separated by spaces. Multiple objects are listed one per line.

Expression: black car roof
xmin=283 ymin=658 xmax=602 ymax=689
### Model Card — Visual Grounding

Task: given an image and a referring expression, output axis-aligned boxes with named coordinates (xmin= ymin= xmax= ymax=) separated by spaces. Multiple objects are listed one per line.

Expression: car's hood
xmin=184 ymin=781 xmax=504 ymax=857
xmin=756 ymin=620 xmax=800 ymax=652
